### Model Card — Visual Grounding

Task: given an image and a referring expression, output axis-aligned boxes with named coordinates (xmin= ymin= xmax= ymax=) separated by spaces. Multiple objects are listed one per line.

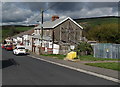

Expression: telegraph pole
xmin=40 ymin=9 xmax=44 ymax=54
xmin=41 ymin=9 xmax=44 ymax=40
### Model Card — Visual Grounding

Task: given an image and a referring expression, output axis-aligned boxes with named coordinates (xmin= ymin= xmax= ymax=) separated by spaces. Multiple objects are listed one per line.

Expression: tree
xmin=75 ymin=42 xmax=93 ymax=56
xmin=8 ymin=26 xmax=20 ymax=37
xmin=86 ymin=23 xmax=119 ymax=43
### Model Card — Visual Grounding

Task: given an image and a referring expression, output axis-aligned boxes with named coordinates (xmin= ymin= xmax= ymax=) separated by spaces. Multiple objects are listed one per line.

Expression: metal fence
xmin=93 ymin=43 xmax=120 ymax=59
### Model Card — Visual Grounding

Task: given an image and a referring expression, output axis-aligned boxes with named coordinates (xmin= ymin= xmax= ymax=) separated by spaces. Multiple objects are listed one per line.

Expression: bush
xmin=75 ymin=42 xmax=93 ymax=56
xmin=86 ymin=23 xmax=119 ymax=43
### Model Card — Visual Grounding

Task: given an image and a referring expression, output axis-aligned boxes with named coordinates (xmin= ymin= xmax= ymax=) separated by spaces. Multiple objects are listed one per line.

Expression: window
xmin=18 ymin=47 xmax=25 ymax=49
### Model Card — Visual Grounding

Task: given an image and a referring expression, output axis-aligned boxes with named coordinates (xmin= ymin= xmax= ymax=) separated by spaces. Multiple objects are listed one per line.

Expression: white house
xmin=23 ymin=34 xmax=33 ymax=51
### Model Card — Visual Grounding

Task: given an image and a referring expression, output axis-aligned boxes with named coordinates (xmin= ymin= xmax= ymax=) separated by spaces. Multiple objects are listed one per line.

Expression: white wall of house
xmin=34 ymin=29 xmax=37 ymax=34
xmin=34 ymin=39 xmax=39 ymax=46
xmin=12 ymin=38 xmax=17 ymax=45
xmin=23 ymin=35 xmax=33 ymax=50
xmin=37 ymin=29 xmax=40 ymax=34
xmin=17 ymin=37 xmax=23 ymax=43
xmin=13 ymin=38 xmax=17 ymax=42
xmin=23 ymin=35 xmax=29 ymax=40
xmin=23 ymin=35 xmax=30 ymax=46
xmin=5 ymin=39 xmax=12 ymax=45
xmin=34 ymin=29 xmax=40 ymax=35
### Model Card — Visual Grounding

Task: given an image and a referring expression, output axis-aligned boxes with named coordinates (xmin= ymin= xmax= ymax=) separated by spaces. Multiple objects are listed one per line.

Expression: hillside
xmin=74 ymin=16 xmax=119 ymax=44
xmin=74 ymin=16 xmax=118 ymax=28
xmin=2 ymin=26 xmax=34 ymax=41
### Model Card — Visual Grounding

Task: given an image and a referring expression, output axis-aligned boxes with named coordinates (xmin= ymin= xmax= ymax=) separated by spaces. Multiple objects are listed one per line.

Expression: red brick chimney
xmin=52 ymin=15 xmax=59 ymax=21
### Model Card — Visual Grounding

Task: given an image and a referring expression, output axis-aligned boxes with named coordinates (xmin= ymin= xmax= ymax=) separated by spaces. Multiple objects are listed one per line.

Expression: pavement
xmin=1 ymin=49 xmax=119 ymax=85
xmin=29 ymin=52 xmax=119 ymax=80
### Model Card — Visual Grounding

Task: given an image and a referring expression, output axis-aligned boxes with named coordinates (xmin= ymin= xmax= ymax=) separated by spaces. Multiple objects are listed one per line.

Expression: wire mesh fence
xmin=93 ymin=43 xmax=120 ymax=59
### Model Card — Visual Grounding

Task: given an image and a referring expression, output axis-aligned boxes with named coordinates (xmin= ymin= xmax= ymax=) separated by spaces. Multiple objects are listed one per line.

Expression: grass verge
xmin=85 ymin=62 xmax=120 ymax=71
xmin=41 ymin=54 xmax=119 ymax=61
xmin=78 ymin=55 xmax=120 ymax=61
xmin=41 ymin=54 xmax=66 ymax=59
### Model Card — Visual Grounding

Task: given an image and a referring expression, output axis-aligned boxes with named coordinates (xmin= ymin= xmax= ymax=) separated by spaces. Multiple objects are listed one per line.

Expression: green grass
xmin=41 ymin=54 xmax=120 ymax=61
xmin=79 ymin=55 xmax=120 ymax=61
xmin=15 ymin=27 xmax=33 ymax=32
xmin=2 ymin=26 xmax=33 ymax=40
xmin=85 ymin=62 xmax=120 ymax=71
xmin=76 ymin=17 xmax=118 ymax=28
xmin=41 ymin=54 xmax=120 ymax=71
xmin=41 ymin=54 xmax=66 ymax=59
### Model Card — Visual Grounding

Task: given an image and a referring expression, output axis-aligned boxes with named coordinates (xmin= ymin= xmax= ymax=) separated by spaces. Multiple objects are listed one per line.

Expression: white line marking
xmin=28 ymin=55 xmax=120 ymax=83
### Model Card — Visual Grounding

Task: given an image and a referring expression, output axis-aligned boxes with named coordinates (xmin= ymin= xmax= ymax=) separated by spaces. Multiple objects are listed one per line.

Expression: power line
xmin=27 ymin=12 xmax=41 ymax=24
xmin=27 ymin=2 xmax=61 ymax=24
xmin=44 ymin=2 xmax=60 ymax=12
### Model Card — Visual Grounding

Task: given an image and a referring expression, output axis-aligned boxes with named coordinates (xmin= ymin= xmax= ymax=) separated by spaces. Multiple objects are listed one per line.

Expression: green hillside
xmin=75 ymin=17 xmax=118 ymax=27
xmin=2 ymin=26 xmax=34 ymax=41
xmin=75 ymin=16 xmax=119 ymax=44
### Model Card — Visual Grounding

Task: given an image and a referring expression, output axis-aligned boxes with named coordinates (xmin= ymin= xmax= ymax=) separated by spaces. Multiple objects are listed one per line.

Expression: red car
xmin=1 ymin=45 xmax=5 ymax=48
xmin=5 ymin=45 xmax=13 ymax=51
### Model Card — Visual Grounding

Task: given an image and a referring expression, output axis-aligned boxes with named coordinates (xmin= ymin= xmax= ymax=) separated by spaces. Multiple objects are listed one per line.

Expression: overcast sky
xmin=1 ymin=2 xmax=119 ymax=25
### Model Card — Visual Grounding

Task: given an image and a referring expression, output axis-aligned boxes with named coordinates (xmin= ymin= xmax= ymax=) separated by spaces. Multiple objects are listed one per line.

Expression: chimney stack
xmin=52 ymin=15 xmax=59 ymax=21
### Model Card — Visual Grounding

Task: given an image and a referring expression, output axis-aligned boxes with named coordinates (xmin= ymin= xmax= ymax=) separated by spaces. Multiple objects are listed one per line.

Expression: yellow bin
xmin=66 ymin=51 xmax=77 ymax=60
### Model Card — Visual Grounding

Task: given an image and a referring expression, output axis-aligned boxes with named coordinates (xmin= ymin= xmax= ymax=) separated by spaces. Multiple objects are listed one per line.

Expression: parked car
xmin=2 ymin=44 xmax=7 ymax=49
xmin=5 ymin=45 xmax=13 ymax=51
xmin=1 ymin=45 xmax=5 ymax=49
xmin=13 ymin=45 xmax=26 ymax=55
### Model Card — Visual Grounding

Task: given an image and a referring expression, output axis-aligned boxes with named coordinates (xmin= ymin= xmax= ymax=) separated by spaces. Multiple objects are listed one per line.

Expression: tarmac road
xmin=1 ymin=48 xmax=119 ymax=85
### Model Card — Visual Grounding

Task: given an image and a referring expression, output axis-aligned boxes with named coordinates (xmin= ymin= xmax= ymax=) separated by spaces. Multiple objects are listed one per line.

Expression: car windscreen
xmin=18 ymin=47 xmax=25 ymax=49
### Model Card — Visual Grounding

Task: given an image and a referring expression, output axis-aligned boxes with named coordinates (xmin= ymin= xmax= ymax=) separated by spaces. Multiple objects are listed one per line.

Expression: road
xmin=1 ymin=48 xmax=119 ymax=85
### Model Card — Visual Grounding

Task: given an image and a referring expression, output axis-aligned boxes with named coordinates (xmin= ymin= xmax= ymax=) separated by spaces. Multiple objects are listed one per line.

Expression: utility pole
xmin=40 ymin=9 xmax=44 ymax=54
xmin=41 ymin=9 xmax=44 ymax=40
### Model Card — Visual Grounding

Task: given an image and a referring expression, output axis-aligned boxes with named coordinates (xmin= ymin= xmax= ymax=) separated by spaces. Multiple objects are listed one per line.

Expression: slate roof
xmin=34 ymin=17 xmax=83 ymax=29
xmin=33 ymin=34 xmax=52 ymax=41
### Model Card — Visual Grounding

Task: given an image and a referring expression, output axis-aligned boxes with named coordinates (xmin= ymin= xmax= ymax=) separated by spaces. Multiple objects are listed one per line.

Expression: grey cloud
xmin=47 ymin=2 xmax=85 ymax=12
xmin=83 ymin=2 xmax=118 ymax=9
xmin=17 ymin=2 xmax=118 ymax=12
xmin=1 ymin=2 xmax=118 ymax=24
xmin=46 ymin=2 xmax=118 ymax=12
xmin=2 ymin=2 xmax=34 ymax=22
xmin=55 ymin=7 xmax=118 ymax=19
xmin=25 ymin=2 xmax=118 ymax=18
xmin=16 ymin=2 xmax=48 ymax=12
xmin=48 ymin=2 xmax=118 ymax=18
